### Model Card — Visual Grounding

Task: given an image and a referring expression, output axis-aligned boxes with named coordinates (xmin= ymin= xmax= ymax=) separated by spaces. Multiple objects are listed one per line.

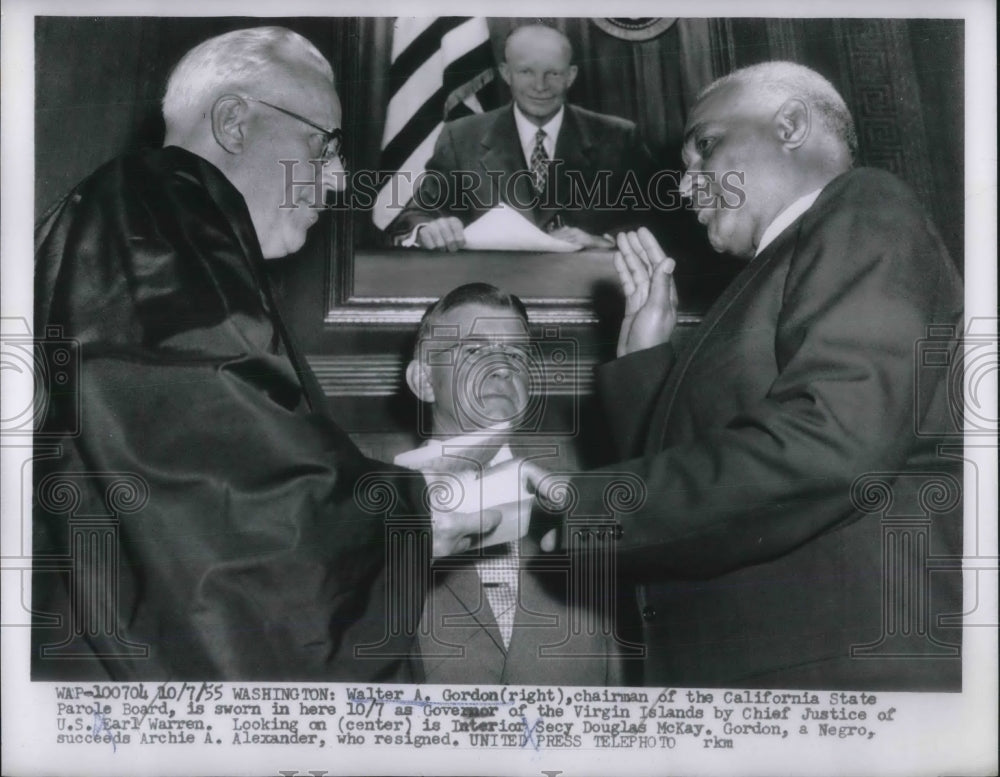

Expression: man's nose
xmin=679 ymin=171 xmax=693 ymax=201
xmin=485 ymin=356 xmax=526 ymax=382
xmin=322 ymin=155 xmax=347 ymax=196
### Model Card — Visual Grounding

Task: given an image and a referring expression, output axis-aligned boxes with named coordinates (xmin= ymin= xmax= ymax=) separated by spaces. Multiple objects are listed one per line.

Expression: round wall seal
xmin=591 ymin=18 xmax=677 ymax=42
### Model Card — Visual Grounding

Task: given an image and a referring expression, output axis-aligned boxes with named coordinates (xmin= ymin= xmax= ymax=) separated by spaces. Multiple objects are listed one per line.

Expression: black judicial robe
xmin=32 ymin=146 xmax=428 ymax=681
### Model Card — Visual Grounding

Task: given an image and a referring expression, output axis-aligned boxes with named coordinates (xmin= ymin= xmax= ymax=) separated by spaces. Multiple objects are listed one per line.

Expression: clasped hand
xmin=429 ymin=459 xmax=557 ymax=556
xmin=427 ymin=458 xmax=524 ymax=557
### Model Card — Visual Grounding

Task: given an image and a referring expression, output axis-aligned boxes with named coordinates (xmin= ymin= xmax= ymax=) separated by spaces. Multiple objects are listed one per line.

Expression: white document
xmin=462 ymin=202 xmax=582 ymax=252
xmin=394 ymin=432 xmax=533 ymax=549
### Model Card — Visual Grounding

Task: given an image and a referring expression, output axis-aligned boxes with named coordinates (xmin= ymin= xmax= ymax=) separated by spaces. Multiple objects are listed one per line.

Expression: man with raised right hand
xmin=532 ymin=61 xmax=963 ymax=691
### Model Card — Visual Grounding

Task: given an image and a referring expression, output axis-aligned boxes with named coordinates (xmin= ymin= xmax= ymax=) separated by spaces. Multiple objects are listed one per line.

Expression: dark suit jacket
xmin=418 ymin=536 xmax=623 ymax=685
xmin=32 ymin=146 xmax=429 ymax=681
xmin=387 ymin=104 xmax=656 ymax=241
xmin=577 ymin=168 xmax=963 ymax=690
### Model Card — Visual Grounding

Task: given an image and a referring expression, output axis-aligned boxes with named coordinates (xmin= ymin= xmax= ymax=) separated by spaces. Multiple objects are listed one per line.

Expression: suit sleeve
xmin=385 ymin=123 xmax=462 ymax=243
xmin=594 ymin=342 xmax=675 ymax=458
xmin=574 ymin=185 xmax=961 ymax=579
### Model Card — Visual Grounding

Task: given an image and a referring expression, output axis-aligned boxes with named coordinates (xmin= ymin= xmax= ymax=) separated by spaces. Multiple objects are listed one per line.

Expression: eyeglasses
xmin=245 ymin=97 xmax=345 ymax=164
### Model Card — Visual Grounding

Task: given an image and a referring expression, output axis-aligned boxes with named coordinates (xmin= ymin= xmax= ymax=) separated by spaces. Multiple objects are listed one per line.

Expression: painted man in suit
xmin=530 ymin=62 xmax=964 ymax=690
xmin=389 ymin=24 xmax=655 ymax=251
xmin=397 ymin=283 xmax=623 ymax=684
xmin=32 ymin=27 xmax=493 ymax=681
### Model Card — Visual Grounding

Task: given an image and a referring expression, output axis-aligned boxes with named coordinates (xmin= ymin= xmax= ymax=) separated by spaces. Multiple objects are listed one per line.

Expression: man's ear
xmin=405 ymin=361 xmax=435 ymax=403
xmin=498 ymin=62 xmax=511 ymax=87
xmin=211 ymin=94 xmax=250 ymax=155
xmin=774 ymin=97 xmax=810 ymax=149
xmin=565 ymin=64 xmax=578 ymax=91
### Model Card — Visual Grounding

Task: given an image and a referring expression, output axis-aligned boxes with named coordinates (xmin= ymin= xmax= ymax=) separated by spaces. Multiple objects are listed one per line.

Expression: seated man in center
xmin=396 ymin=283 xmax=623 ymax=684
xmin=388 ymin=24 xmax=655 ymax=251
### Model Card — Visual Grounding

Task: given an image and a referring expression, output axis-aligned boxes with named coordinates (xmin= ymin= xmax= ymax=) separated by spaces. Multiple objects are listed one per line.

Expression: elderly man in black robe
xmin=32 ymin=26 xmax=493 ymax=681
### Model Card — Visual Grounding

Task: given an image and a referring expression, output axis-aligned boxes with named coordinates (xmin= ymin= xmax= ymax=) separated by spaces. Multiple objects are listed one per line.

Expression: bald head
xmin=503 ymin=24 xmax=573 ymax=64
xmin=697 ymin=61 xmax=857 ymax=162
xmin=500 ymin=25 xmax=577 ymax=126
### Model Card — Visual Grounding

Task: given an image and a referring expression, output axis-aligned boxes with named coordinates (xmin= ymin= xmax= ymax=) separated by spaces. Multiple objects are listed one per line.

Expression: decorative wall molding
xmin=323 ymin=303 xmax=641 ymax=326
xmin=308 ymin=353 xmax=599 ymax=397
xmin=833 ymin=20 xmax=935 ymax=218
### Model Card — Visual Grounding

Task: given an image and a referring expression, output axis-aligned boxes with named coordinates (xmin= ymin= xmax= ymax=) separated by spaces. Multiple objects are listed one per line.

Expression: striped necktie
xmin=529 ymin=128 xmax=548 ymax=195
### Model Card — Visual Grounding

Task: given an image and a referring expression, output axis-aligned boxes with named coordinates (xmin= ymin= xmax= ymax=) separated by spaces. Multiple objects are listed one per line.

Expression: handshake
xmin=405 ymin=456 xmax=561 ymax=558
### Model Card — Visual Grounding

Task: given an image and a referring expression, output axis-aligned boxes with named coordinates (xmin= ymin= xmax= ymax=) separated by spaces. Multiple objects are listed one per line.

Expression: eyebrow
xmin=680 ymin=122 xmax=704 ymax=167
xmin=682 ymin=121 xmax=705 ymax=148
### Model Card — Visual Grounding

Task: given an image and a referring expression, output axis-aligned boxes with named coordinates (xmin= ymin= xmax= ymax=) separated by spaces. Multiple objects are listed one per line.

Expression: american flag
xmin=372 ymin=17 xmax=499 ymax=231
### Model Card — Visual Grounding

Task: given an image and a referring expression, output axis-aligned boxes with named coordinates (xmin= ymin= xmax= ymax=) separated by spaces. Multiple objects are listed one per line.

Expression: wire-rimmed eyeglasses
xmin=245 ymin=96 xmax=345 ymax=165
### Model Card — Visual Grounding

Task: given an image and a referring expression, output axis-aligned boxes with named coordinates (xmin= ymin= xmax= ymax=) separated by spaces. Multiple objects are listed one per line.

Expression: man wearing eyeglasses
xmin=395 ymin=283 xmax=623 ymax=684
xmin=33 ymin=27 xmax=492 ymax=681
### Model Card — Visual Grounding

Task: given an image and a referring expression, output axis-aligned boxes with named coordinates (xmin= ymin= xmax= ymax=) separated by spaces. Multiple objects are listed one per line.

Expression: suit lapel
xmin=419 ymin=566 xmax=506 ymax=683
xmin=480 ymin=108 xmax=539 ymax=225
xmin=552 ymin=107 xmax=595 ymax=180
xmin=648 ymin=230 xmax=798 ymax=452
xmin=501 ymin=553 xmax=561 ymax=684
xmin=442 ymin=567 xmax=507 ymax=652
xmin=546 ymin=106 xmax=596 ymax=231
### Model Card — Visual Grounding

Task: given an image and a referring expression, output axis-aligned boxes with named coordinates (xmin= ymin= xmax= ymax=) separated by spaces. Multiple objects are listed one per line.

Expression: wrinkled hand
xmin=549 ymin=226 xmax=615 ymax=249
xmin=417 ymin=217 xmax=466 ymax=251
xmin=614 ymin=228 xmax=678 ymax=357
xmin=431 ymin=507 xmax=502 ymax=557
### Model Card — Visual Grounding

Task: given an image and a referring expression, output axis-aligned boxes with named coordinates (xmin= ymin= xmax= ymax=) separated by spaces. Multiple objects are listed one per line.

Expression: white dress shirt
xmin=401 ymin=105 xmax=566 ymax=246
xmin=512 ymin=103 xmax=564 ymax=164
xmin=755 ymin=186 xmax=825 ymax=257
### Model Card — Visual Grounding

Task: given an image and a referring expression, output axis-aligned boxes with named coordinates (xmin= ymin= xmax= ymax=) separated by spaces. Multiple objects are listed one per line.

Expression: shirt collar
xmin=754 ymin=186 xmax=825 ymax=257
xmin=513 ymin=103 xmax=564 ymax=161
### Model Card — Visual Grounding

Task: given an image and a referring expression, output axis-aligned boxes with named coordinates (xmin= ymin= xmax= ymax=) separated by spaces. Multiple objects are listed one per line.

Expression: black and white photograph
xmin=1 ymin=1 xmax=996 ymax=775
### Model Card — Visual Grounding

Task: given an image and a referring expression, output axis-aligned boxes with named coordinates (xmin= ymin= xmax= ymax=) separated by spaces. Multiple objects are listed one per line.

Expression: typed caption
xmin=48 ymin=682 xmax=899 ymax=754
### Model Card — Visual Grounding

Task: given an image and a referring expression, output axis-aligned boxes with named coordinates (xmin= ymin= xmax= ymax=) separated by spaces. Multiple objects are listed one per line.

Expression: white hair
xmin=162 ymin=26 xmax=333 ymax=132
xmin=700 ymin=61 xmax=858 ymax=160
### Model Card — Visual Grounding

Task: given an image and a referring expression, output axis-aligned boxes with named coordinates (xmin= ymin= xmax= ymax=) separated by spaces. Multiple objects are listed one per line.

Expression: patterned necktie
xmin=529 ymin=128 xmax=548 ymax=195
xmin=476 ymin=541 xmax=520 ymax=649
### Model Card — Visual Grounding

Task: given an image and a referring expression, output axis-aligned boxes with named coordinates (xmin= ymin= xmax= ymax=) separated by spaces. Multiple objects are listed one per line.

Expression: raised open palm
xmin=613 ymin=228 xmax=678 ymax=357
